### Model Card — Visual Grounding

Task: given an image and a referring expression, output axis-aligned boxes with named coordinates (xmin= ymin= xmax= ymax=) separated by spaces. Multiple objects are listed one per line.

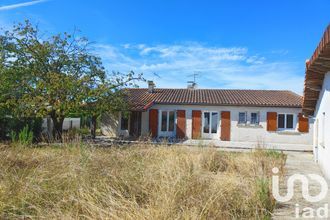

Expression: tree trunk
xmin=51 ymin=115 xmax=64 ymax=142
xmin=90 ymin=115 xmax=97 ymax=139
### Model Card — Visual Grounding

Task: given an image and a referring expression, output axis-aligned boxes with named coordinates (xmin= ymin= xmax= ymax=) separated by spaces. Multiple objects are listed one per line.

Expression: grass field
xmin=0 ymin=144 xmax=285 ymax=219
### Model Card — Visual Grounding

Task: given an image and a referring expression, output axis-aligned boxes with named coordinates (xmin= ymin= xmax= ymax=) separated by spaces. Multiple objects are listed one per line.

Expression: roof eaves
xmin=303 ymin=24 xmax=330 ymax=115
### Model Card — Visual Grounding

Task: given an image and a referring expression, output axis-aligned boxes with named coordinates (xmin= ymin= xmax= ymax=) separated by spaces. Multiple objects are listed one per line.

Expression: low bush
xmin=0 ymin=117 xmax=42 ymax=141
xmin=18 ymin=125 xmax=34 ymax=146
xmin=10 ymin=125 xmax=34 ymax=146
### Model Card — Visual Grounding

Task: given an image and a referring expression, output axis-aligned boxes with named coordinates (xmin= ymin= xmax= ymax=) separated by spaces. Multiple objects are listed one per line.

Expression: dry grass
xmin=0 ymin=144 xmax=285 ymax=219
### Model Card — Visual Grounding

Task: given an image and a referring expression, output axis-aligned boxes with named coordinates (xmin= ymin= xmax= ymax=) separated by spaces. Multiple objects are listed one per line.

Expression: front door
xmin=202 ymin=111 xmax=219 ymax=139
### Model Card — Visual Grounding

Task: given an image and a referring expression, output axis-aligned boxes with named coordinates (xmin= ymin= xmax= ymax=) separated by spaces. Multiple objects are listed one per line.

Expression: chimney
xmin=148 ymin=80 xmax=155 ymax=93
xmin=187 ymin=81 xmax=197 ymax=90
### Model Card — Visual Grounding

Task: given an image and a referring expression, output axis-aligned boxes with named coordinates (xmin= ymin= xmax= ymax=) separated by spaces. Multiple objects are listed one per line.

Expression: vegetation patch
xmin=0 ymin=145 xmax=285 ymax=219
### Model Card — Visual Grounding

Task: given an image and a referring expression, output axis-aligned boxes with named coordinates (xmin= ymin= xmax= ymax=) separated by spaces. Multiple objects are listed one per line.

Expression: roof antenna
xmin=152 ymin=72 xmax=161 ymax=79
xmin=187 ymin=72 xmax=200 ymax=89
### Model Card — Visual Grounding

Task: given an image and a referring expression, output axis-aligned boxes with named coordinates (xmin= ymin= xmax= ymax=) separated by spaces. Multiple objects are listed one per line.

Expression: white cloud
xmin=94 ymin=42 xmax=304 ymax=94
xmin=271 ymin=49 xmax=289 ymax=56
xmin=0 ymin=0 xmax=47 ymax=11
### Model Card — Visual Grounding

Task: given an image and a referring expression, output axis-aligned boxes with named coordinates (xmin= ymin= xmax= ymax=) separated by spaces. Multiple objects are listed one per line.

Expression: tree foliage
xmin=0 ymin=20 xmax=143 ymax=140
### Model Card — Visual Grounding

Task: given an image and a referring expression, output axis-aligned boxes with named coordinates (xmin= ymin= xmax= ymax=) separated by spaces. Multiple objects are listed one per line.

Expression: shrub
xmin=0 ymin=117 xmax=42 ymax=141
xmin=9 ymin=130 xmax=17 ymax=143
xmin=256 ymin=177 xmax=275 ymax=218
xmin=17 ymin=125 xmax=33 ymax=146
xmin=265 ymin=149 xmax=284 ymax=159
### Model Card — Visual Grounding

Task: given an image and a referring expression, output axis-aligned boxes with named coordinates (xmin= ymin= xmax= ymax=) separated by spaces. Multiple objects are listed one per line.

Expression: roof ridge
xmin=125 ymin=87 xmax=297 ymax=92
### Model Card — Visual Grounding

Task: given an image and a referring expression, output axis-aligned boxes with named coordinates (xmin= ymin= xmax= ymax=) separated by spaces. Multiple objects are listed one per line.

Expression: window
xmin=168 ymin=111 xmax=175 ymax=131
xmin=278 ymin=114 xmax=285 ymax=129
xmin=203 ymin=112 xmax=210 ymax=133
xmin=286 ymin=114 xmax=294 ymax=129
xmin=120 ymin=115 xmax=129 ymax=130
xmin=278 ymin=114 xmax=294 ymax=130
xmin=251 ymin=112 xmax=259 ymax=125
xmin=203 ymin=111 xmax=219 ymax=136
xmin=211 ymin=112 xmax=218 ymax=133
xmin=161 ymin=111 xmax=167 ymax=131
xmin=238 ymin=112 xmax=247 ymax=124
xmin=161 ymin=111 xmax=175 ymax=132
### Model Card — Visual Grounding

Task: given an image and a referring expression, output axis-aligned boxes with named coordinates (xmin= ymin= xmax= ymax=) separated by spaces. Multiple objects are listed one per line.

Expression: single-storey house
xmin=102 ymin=81 xmax=313 ymax=149
xmin=302 ymin=25 xmax=330 ymax=179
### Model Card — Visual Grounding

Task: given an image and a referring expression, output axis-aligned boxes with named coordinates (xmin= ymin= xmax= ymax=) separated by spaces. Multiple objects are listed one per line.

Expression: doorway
xmin=129 ymin=111 xmax=142 ymax=137
xmin=202 ymin=111 xmax=219 ymax=139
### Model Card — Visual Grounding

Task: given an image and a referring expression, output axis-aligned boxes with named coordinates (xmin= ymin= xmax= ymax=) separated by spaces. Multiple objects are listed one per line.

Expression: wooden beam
xmin=318 ymin=56 xmax=330 ymax=61
xmin=302 ymin=107 xmax=315 ymax=111
xmin=303 ymin=94 xmax=320 ymax=99
xmin=305 ymin=77 xmax=323 ymax=83
xmin=302 ymin=110 xmax=314 ymax=116
xmin=304 ymin=88 xmax=320 ymax=94
xmin=304 ymin=98 xmax=319 ymax=101
xmin=306 ymin=69 xmax=326 ymax=76
xmin=308 ymin=66 xmax=328 ymax=74
xmin=306 ymin=84 xmax=322 ymax=92
xmin=303 ymin=99 xmax=318 ymax=103
xmin=304 ymin=82 xmax=323 ymax=88
xmin=314 ymin=61 xmax=330 ymax=70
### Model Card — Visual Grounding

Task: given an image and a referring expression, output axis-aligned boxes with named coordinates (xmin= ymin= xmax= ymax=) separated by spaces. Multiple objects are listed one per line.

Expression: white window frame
xmin=277 ymin=113 xmax=296 ymax=131
xmin=238 ymin=112 xmax=247 ymax=125
xmin=159 ymin=110 xmax=176 ymax=137
xmin=202 ymin=111 xmax=219 ymax=139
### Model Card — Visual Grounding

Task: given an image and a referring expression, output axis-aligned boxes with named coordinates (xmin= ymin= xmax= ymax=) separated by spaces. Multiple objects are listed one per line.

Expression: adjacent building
xmin=303 ymin=25 xmax=330 ymax=179
xmin=102 ymin=81 xmax=313 ymax=150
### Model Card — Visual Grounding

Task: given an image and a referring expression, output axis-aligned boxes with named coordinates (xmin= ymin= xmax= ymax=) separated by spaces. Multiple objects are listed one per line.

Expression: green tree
xmin=0 ymin=21 xmax=142 ymax=140
xmin=79 ymin=71 xmax=142 ymax=139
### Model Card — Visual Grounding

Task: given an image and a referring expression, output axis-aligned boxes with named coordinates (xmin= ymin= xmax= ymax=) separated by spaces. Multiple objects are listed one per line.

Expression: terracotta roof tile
xmin=125 ymin=88 xmax=302 ymax=111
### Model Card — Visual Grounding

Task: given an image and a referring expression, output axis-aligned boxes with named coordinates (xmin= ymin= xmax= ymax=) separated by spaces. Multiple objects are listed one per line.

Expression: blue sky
xmin=1 ymin=0 xmax=329 ymax=94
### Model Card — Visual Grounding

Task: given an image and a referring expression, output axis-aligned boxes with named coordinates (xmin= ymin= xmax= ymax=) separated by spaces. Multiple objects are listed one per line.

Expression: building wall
xmin=314 ymin=72 xmax=330 ymax=179
xmin=102 ymin=104 xmax=313 ymax=146
xmin=141 ymin=111 xmax=149 ymax=136
xmin=147 ymin=104 xmax=313 ymax=145
xmin=62 ymin=118 xmax=81 ymax=130
xmin=42 ymin=117 xmax=81 ymax=133
xmin=100 ymin=112 xmax=129 ymax=137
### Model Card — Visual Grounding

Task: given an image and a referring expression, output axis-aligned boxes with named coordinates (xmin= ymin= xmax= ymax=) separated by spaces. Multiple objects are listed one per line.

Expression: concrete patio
xmin=273 ymin=152 xmax=330 ymax=219
xmin=182 ymin=139 xmax=312 ymax=152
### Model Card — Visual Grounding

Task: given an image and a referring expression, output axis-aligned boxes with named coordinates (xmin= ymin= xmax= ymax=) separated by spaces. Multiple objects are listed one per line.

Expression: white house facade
xmin=313 ymin=72 xmax=330 ymax=179
xmin=303 ymin=25 xmax=330 ymax=179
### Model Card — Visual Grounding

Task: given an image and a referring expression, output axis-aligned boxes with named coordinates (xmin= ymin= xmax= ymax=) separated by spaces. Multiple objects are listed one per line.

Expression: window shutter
xmin=221 ymin=111 xmax=231 ymax=141
xmin=149 ymin=109 xmax=158 ymax=138
xmin=267 ymin=112 xmax=277 ymax=131
xmin=192 ymin=110 xmax=201 ymax=139
xmin=176 ymin=110 xmax=186 ymax=139
xmin=298 ymin=113 xmax=309 ymax=132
